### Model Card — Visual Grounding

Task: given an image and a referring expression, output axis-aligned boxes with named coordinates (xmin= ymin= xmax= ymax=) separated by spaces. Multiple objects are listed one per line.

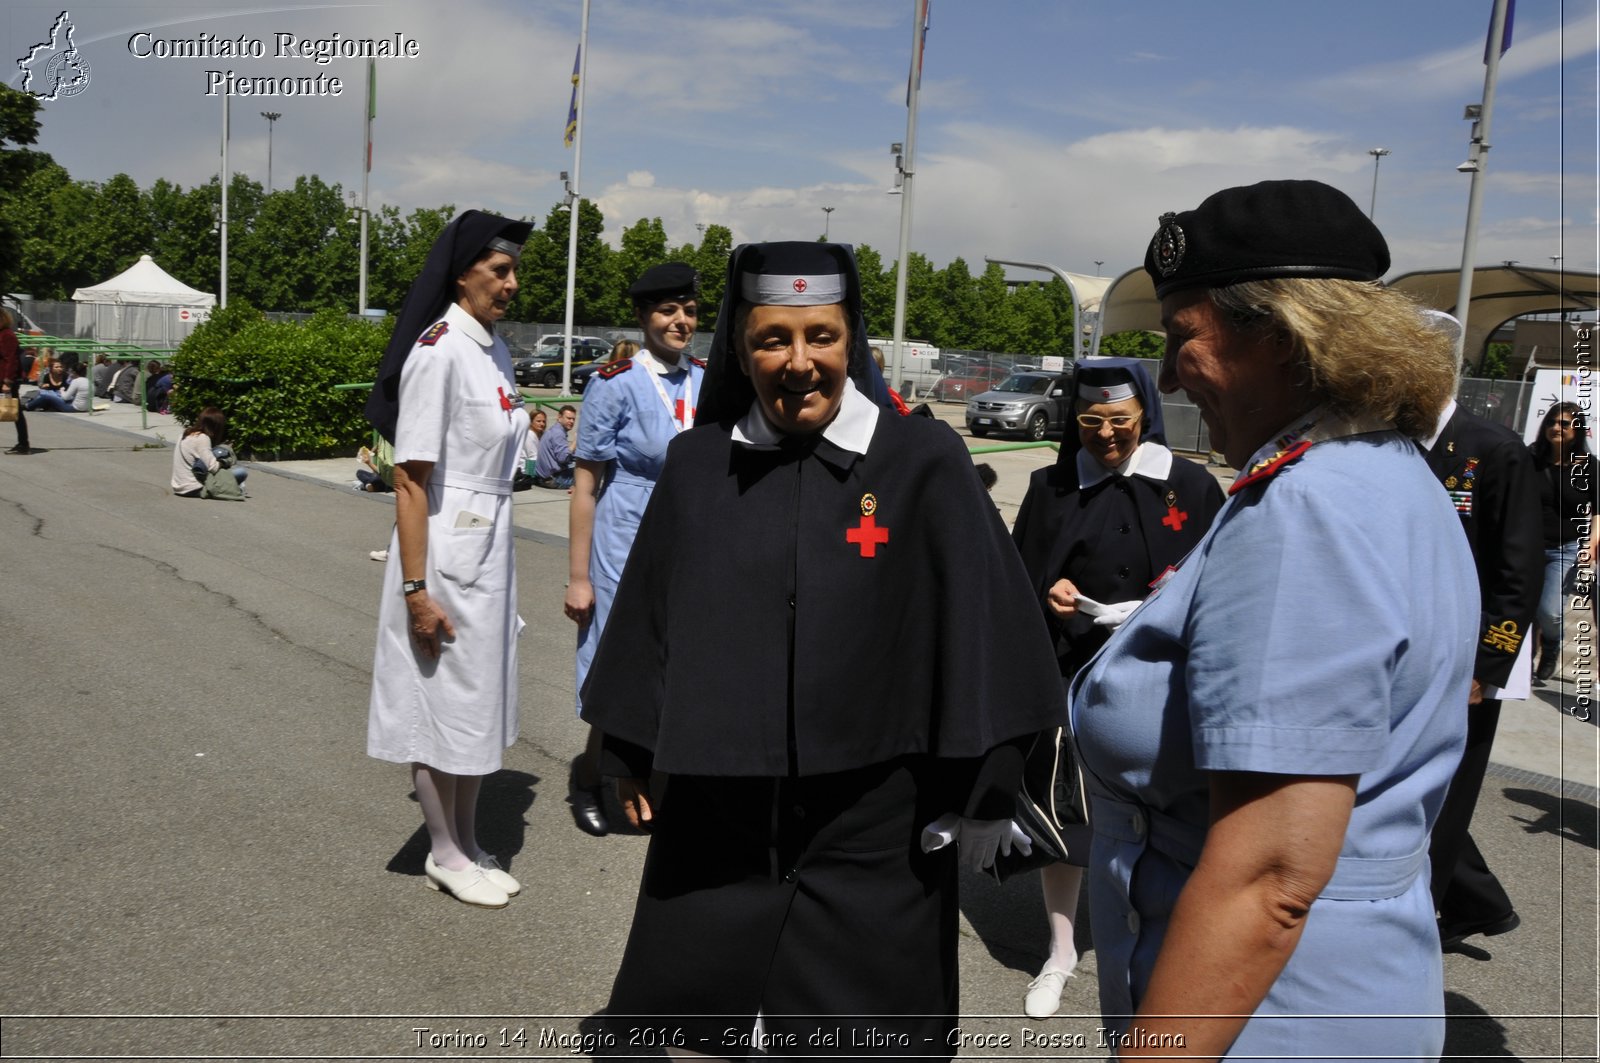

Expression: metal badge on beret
xmin=1150 ymin=212 xmax=1186 ymax=277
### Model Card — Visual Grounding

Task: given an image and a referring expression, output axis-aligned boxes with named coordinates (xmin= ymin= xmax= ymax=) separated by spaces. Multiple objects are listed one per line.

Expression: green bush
xmin=171 ymin=305 xmax=392 ymax=458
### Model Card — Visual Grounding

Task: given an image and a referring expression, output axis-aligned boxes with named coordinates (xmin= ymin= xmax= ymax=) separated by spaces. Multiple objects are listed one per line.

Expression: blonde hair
xmin=1209 ymin=279 xmax=1455 ymax=439
xmin=608 ymin=338 xmax=639 ymax=364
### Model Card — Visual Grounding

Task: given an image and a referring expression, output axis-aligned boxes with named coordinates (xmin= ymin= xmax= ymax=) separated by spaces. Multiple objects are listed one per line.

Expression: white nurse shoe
xmin=424 ymin=853 xmax=510 ymax=908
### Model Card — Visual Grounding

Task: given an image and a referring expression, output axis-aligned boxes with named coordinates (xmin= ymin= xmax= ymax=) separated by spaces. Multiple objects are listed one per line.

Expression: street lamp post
xmin=1093 ymin=260 xmax=1104 ymax=276
xmin=821 ymin=206 xmax=834 ymax=241
xmin=1367 ymin=147 xmax=1390 ymax=220
xmin=346 ymin=190 xmax=369 ymax=315
xmin=260 ymin=111 xmax=282 ymax=193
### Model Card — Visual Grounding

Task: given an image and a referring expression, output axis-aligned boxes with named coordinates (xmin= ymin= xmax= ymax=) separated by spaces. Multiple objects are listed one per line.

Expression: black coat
xmin=582 ymin=409 xmax=1065 ymax=1048
xmin=1424 ymin=407 xmax=1543 ymax=687
xmin=1013 ymin=448 xmax=1224 ymax=677
xmin=581 ymin=411 xmax=1066 ymax=779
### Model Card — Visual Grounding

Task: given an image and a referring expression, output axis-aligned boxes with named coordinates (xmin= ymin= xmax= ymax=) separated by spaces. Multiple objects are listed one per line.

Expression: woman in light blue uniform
xmin=563 ymin=262 xmax=702 ymax=836
xmin=1070 ymin=181 xmax=1477 ymax=1059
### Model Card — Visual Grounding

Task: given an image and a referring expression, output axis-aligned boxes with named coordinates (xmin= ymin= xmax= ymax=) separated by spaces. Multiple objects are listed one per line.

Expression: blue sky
xmin=6 ymin=0 xmax=1597 ymax=282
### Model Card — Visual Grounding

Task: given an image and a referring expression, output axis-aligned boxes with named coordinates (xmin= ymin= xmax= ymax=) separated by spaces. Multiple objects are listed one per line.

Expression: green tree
xmin=232 ymin=174 xmax=354 ymax=311
xmin=0 ymin=85 xmax=44 ymax=295
xmin=1098 ymin=331 xmax=1163 ymax=361
xmin=902 ymin=252 xmax=945 ymax=346
xmin=605 ymin=216 xmax=670 ymax=322
xmin=854 ymin=245 xmax=895 ymax=337
xmin=937 ymin=256 xmax=982 ymax=349
xmin=692 ymin=224 xmax=734 ymax=331
xmin=972 ymin=261 xmax=1011 ymax=351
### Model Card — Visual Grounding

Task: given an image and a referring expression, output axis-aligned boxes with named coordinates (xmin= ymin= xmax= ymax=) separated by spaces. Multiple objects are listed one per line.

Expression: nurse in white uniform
xmin=364 ymin=210 xmax=533 ymax=910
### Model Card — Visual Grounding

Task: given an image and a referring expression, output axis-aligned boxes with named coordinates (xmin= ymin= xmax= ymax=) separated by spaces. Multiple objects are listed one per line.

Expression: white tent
xmin=71 ymin=254 xmax=215 ymax=351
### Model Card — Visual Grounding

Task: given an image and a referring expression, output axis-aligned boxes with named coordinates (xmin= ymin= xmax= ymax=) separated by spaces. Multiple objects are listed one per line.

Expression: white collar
xmin=732 ymin=378 xmax=879 ymax=454
xmin=1075 ymin=440 xmax=1174 ymax=488
xmin=1422 ymin=400 xmax=1458 ymax=452
xmin=444 ymin=301 xmax=494 ymax=347
xmin=638 ymin=349 xmax=689 ymax=375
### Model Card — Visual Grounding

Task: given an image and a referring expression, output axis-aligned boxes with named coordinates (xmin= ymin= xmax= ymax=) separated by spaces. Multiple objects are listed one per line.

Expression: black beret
xmin=628 ymin=261 xmax=699 ymax=304
xmin=1143 ymin=179 xmax=1389 ymax=299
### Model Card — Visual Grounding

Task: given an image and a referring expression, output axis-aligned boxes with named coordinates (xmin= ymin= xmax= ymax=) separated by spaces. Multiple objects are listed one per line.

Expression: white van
xmin=867 ymin=337 xmax=943 ymax=396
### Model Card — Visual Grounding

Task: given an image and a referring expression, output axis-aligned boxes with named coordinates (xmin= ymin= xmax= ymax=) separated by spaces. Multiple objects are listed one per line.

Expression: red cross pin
xmin=793 ymin=278 xmax=808 ymax=293
xmin=1162 ymin=504 xmax=1188 ymax=531
xmin=846 ymin=493 xmax=889 ymax=557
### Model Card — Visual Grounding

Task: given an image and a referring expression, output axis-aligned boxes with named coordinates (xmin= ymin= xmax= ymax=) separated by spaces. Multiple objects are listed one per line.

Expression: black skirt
xmin=605 ymin=758 xmax=960 ymax=1059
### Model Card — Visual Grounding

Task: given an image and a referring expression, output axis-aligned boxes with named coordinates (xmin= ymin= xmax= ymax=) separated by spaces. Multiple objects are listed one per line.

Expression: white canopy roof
xmin=72 ymin=254 xmax=215 ymax=307
xmin=1092 ymin=264 xmax=1599 ymax=367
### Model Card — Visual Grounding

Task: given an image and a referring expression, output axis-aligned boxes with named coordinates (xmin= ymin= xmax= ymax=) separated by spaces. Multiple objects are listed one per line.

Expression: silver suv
xmin=965 ymin=370 xmax=1074 ymax=440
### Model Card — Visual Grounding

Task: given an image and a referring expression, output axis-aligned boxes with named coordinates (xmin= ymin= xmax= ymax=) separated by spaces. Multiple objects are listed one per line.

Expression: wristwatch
xmin=402 ymin=578 xmax=427 ymax=596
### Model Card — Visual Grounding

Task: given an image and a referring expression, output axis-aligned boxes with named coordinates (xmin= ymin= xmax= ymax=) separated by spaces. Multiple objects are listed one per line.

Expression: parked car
xmin=965 ymin=370 xmax=1075 ymax=440
xmin=929 ymin=364 xmax=1009 ymax=403
xmin=570 ymin=361 xmax=603 ymax=394
xmin=514 ymin=335 xmax=612 ymax=388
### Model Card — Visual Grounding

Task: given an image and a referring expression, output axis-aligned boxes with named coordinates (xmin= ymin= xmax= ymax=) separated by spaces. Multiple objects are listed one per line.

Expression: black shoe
xmin=1440 ymin=910 xmax=1520 ymax=950
xmin=5 ymin=445 xmax=31 ymax=455
xmin=1535 ymin=644 xmax=1560 ymax=682
xmin=569 ymin=786 xmax=609 ymax=836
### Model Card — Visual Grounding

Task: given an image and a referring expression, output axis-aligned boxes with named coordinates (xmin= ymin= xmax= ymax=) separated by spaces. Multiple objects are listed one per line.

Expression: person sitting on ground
xmin=171 ymin=406 xmax=248 ymax=498
xmin=35 ymin=357 xmax=66 ymax=395
xmin=356 ymin=439 xmax=396 ymax=493
xmin=146 ymin=360 xmax=173 ymax=413
xmin=109 ymin=360 xmax=139 ymax=404
xmin=92 ymin=354 xmax=115 ymax=399
xmin=535 ymin=404 xmax=577 ymax=488
xmin=24 ymin=363 xmax=90 ymax=412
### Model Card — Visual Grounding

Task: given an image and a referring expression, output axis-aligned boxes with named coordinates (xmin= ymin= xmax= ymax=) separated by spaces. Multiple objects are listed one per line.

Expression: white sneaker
xmin=1023 ymin=967 xmax=1073 ymax=1019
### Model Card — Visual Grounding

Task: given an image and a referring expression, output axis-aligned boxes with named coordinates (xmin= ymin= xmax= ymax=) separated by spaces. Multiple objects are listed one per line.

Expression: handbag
xmin=0 ymin=395 xmax=18 ymax=423
xmin=992 ymin=726 xmax=1089 ymax=881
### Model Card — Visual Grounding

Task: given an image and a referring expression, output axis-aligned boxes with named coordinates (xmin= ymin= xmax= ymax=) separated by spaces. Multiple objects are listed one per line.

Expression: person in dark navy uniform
xmin=580 ymin=241 xmax=1065 ymax=1056
xmin=1009 ymin=358 xmax=1222 ymax=1018
xmin=1421 ymin=374 xmax=1543 ymax=951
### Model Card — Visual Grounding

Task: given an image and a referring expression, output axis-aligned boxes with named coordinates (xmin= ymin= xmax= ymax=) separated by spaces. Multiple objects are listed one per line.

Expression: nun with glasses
xmin=1008 ymin=358 xmax=1223 ymax=1019
xmin=579 ymin=241 xmax=1065 ymax=1054
xmin=364 ymin=210 xmax=533 ymax=910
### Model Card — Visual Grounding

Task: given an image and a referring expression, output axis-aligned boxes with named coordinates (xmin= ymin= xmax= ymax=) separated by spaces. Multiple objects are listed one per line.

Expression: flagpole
xmin=561 ymin=0 xmax=591 ymax=395
xmin=360 ymin=57 xmax=373 ymax=315
xmin=1452 ymin=0 xmax=1511 ymax=368
xmin=220 ymin=94 xmax=230 ymax=309
xmin=889 ymin=0 xmax=927 ymax=394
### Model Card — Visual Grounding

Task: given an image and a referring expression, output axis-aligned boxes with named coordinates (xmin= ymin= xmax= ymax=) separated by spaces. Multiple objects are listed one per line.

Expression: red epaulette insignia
xmin=1227 ymin=439 xmax=1313 ymax=496
xmin=597 ymin=358 xmax=632 ymax=379
xmin=418 ymin=322 xmax=449 ymax=346
xmin=689 ymin=356 xmax=706 ymax=368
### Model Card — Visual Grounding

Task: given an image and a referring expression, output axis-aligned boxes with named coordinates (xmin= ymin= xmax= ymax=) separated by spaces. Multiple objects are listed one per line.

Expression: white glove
xmin=921 ymin=815 xmax=1032 ymax=873
xmin=1091 ymin=599 xmax=1140 ymax=631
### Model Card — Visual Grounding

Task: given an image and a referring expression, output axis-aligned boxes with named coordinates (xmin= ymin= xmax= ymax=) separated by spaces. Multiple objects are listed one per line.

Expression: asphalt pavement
xmin=0 ymin=402 xmax=1594 ymax=1061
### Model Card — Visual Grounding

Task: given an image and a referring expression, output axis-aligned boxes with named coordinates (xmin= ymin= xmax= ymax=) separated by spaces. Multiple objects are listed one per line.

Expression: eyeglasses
xmin=1076 ymin=414 xmax=1140 ymax=430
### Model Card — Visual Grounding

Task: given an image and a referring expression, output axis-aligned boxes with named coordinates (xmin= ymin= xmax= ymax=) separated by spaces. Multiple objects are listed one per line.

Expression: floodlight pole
xmin=889 ymin=0 xmax=928 ymax=392
xmin=1452 ymin=0 xmax=1510 ymax=368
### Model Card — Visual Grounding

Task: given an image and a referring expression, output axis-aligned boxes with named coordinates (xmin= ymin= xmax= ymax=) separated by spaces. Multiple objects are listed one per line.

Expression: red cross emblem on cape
xmin=419 ymin=321 xmax=449 ymax=346
xmin=1228 ymin=439 xmax=1314 ymax=496
xmin=1162 ymin=504 xmax=1188 ymax=531
xmin=846 ymin=493 xmax=888 ymax=557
